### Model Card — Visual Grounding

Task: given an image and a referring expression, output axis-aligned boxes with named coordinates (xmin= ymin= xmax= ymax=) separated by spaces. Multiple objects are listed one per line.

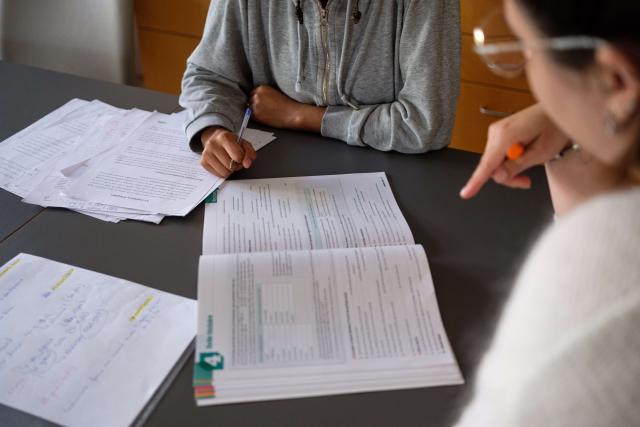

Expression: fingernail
xmin=459 ymin=186 xmax=468 ymax=199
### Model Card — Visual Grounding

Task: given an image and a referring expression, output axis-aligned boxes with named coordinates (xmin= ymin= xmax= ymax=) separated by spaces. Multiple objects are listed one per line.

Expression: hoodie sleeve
xmin=179 ymin=0 xmax=252 ymax=152
xmin=321 ymin=0 xmax=460 ymax=154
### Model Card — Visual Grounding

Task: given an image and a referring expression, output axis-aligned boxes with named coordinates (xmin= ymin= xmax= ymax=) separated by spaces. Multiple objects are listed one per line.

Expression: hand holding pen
xmin=199 ymin=108 xmax=257 ymax=178
xmin=460 ymin=103 xmax=571 ymax=199
xmin=230 ymin=108 xmax=252 ymax=169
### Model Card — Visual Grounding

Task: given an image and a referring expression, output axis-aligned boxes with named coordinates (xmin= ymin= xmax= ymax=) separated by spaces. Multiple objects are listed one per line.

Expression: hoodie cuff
xmin=321 ymin=106 xmax=365 ymax=147
xmin=185 ymin=113 xmax=236 ymax=152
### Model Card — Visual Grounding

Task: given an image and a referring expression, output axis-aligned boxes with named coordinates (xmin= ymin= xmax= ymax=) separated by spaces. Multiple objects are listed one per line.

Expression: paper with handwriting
xmin=0 ymin=254 xmax=196 ymax=427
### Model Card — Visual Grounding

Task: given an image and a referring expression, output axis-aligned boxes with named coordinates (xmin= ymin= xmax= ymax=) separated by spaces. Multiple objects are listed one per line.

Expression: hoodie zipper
xmin=317 ymin=1 xmax=332 ymax=105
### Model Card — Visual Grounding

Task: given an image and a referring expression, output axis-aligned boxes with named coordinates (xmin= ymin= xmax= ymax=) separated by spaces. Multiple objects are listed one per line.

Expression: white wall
xmin=1 ymin=0 xmax=134 ymax=84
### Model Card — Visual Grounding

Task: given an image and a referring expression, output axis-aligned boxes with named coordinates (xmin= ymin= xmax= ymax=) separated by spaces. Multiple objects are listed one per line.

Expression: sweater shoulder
xmin=455 ymin=188 xmax=640 ymax=427
xmin=523 ymin=188 xmax=640 ymax=282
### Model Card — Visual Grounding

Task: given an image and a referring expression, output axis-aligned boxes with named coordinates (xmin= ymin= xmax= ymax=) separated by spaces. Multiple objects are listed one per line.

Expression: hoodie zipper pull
xmin=318 ymin=2 xmax=330 ymax=104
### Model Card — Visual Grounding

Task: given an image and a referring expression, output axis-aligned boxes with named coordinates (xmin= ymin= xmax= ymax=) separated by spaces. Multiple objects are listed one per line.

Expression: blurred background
xmin=0 ymin=0 xmax=208 ymax=94
xmin=0 ymin=0 xmax=536 ymax=154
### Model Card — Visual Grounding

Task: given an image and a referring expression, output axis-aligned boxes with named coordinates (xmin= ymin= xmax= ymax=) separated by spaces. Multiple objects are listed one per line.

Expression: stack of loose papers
xmin=0 ymin=99 xmax=276 ymax=223
xmin=0 ymin=253 xmax=196 ymax=427
xmin=194 ymin=173 xmax=463 ymax=405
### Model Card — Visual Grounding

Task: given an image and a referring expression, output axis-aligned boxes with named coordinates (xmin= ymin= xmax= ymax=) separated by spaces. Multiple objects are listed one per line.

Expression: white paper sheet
xmin=66 ymin=113 xmax=224 ymax=216
xmin=0 ymin=254 xmax=196 ymax=427
xmin=2 ymin=100 xmax=279 ymax=223
xmin=0 ymin=99 xmax=88 ymax=150
xmin=21 ymin=110 xmax=164 ymax=222
xmin=60 ymin=108 xmax=152 ymax=177
xmin=242 ymin=128 xmax=276 ymax=151
xmin=24 ymin=125 xmax=273 ymax=221
xmin=0 ymin=100 xmax=122 ymax=197
xmin=202 ymin=172 xmax=415 ymax=255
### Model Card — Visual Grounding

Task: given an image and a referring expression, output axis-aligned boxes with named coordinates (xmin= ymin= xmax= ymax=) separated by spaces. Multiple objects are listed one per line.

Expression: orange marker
xmin=506 ymin=142 xmax=525 ymax=160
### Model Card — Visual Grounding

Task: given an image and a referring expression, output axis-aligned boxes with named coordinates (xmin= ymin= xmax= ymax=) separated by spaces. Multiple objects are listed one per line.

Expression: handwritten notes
xmin=0 ymin=254 xmax=196 ymax=427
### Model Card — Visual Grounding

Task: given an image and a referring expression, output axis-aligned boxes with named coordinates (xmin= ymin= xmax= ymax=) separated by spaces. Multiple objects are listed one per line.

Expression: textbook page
xmin=66 ymin=112 xmax=223 ymax=216
xmin=202 ymin=172 xmax=414 ymax=255
xmin=195 ymin=244 xmax=461 ymax=405
xmin=0 ymin=254 xmax=196 ymax=427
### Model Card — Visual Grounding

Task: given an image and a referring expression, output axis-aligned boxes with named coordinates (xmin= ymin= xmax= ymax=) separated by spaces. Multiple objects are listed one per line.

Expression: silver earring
xmin=604 ymin=111 xmax=619 ymax=135
xmin=553 ymin=142 xmax=581 ymax=160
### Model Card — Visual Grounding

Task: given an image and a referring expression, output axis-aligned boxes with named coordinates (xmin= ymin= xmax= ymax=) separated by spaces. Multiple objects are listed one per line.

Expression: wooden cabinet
xmin=451 ymin=0 xmax=536 ymax=152
xmin=453 ymin=83 xmax=535 ymax=153
xmin=134 ymin=0 xmax=209 ymax=94
xmin=134 ymin=0 xmax=536 ymax=152
xmin=460 ymin=0 xmax=501 ymax=34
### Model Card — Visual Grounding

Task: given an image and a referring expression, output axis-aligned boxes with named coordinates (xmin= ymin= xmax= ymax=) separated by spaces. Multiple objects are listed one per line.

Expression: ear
xmin=595 ymin=45 xmax=640 ymax=126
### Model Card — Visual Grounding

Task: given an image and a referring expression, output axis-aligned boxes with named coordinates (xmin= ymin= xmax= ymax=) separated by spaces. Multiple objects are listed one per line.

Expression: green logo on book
xmin=199 ymin=352 xmax=224 ymax=370
xmin=204 ymin=189 xmax=218 ymax=204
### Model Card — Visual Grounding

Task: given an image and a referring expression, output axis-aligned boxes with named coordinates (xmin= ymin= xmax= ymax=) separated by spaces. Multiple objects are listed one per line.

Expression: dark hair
xmin=516 ymin=0 xmax=640 ymax=70
xmin=517 ymin=0 xmax=640 ymax=180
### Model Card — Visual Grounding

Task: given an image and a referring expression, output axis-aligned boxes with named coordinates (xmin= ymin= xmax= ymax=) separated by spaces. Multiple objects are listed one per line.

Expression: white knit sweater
xmin=455 ymin=187 xmax=640 ymax=427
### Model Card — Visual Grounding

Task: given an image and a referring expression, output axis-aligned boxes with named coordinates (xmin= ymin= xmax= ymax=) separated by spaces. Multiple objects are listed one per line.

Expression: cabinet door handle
xmin=479 ymin=107 xmax=511 ymax=118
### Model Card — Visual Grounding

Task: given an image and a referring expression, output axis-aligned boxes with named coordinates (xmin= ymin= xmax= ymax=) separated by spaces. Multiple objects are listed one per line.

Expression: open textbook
xmin=195 ymin=173 xmax=463 ymax=405
xmin=0 ymin=254 xmax=196 ymax=427
xmin=0 ymin=99 xmax=277 ymax=223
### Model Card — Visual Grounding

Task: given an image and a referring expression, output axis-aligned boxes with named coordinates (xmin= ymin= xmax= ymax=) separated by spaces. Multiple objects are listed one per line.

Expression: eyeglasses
xmin=473 ymin=9 xmax=605 ymax=78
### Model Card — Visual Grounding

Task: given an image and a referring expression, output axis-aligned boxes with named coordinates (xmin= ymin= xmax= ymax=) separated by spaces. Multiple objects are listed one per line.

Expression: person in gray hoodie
xmin=180 ymin=0 xmax=460 ymax=178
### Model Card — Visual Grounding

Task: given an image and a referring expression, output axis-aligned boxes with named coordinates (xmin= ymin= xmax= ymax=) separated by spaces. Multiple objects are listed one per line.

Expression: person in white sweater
xmin=456 ymin=0 xmax=640 ymax=425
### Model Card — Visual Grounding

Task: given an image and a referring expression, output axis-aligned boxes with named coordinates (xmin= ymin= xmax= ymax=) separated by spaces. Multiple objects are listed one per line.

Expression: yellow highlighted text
xmin=130 ymin=296 xmax=154 ymax=321
xmin=52 ymin=268 xmax=74 ymax=291
xmin=0 ymin=259 xmax=21 ymax=278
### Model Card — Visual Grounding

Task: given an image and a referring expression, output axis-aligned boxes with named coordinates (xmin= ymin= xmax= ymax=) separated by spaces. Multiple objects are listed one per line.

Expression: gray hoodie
xmin=180 ymin=0 xmax=460 ymax=154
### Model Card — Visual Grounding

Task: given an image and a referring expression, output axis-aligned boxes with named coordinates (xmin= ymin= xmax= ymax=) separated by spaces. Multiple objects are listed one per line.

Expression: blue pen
xmin=230 ymin=107 xmax=252 ymax=169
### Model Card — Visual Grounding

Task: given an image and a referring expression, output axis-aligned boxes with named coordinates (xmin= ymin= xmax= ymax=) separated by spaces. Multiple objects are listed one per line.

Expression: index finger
xmin=240 ymin=140 xmax=257 ymax=167
xmin=459 ymin=142 xmax=513 ymax=199
xmin=459 ymin=110 xmax=542 ymax=199
xmin=221 ymin=134 xmax=246 ymax=163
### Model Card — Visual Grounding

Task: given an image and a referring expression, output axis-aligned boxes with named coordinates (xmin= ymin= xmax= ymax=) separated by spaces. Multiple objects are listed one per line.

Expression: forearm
xmin=320 ymin=100 xmax=456 ymax=153
xmin=248 ymin=85 xmax=326 ymax=133
xmin=292 ymin=104 xmax=326 ymax=133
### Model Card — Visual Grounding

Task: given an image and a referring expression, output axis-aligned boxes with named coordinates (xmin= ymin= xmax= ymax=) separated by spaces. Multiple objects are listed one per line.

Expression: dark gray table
xmin=0 ymin=61 xmax=177 ymax=242
xmin=0 ymin=62 xmax=554 ymax=427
